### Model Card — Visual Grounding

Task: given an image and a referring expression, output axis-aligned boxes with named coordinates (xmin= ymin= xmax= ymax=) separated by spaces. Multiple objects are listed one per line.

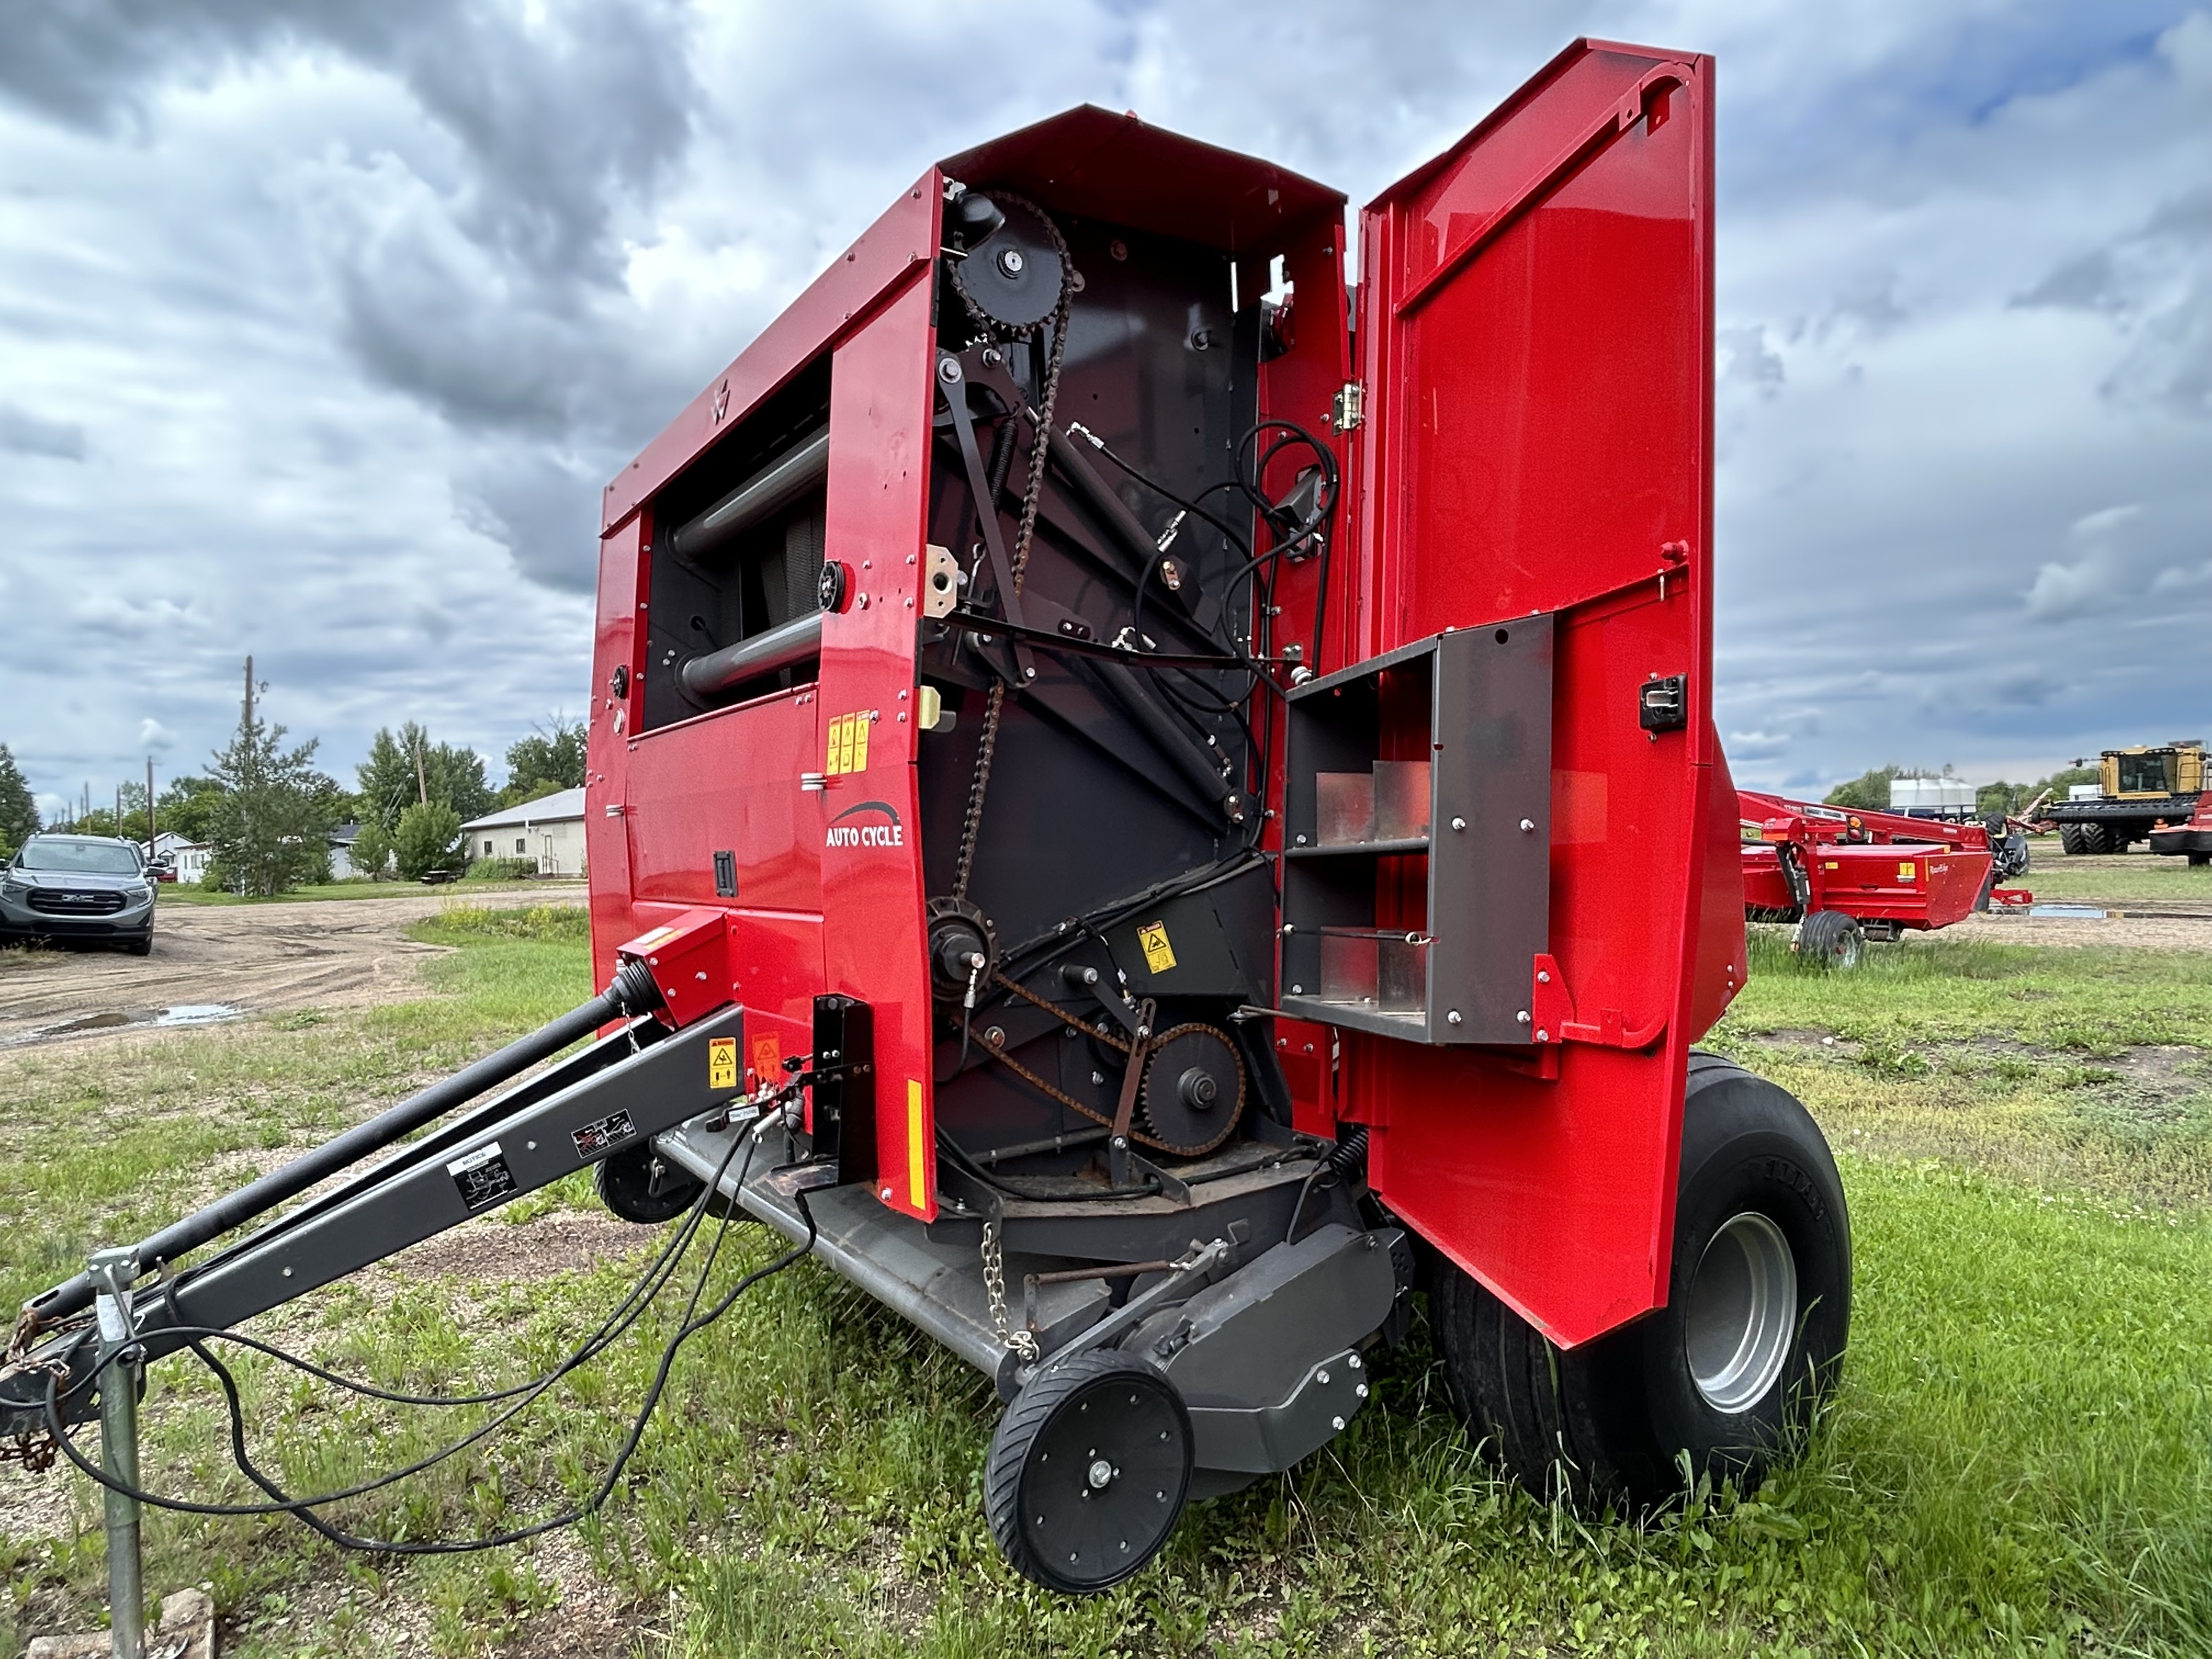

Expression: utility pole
xmin=114 ymin=782 xmax=121 ymax=834
xmin=244 ymin=655 xmax=254 ymax=734
xmin=146 ymin=757 xmax=155 ymax=851
xmin=414 ymin=731 xmax=428 ymax=806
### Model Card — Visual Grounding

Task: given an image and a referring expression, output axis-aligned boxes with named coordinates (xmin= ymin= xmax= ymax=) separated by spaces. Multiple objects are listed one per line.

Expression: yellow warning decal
xmin=906 ymin=1079 xmax=927 ymax=1209
xmin=1897 ymin=861 xmax=1917 ymax=882
xmin=825 ymin=711 xmax=873 ymax=776
xmin=708 ymin=1036 xmax=737 ymax=1091
xmin=1136 ymin=920 xmax=1177 ymax=974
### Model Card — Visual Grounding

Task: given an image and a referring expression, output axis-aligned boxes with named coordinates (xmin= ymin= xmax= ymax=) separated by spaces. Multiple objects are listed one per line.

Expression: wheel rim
xmin=1018 ymin=1370 xmax=1188 ymax=1590
xmin=1684 ymin=1211 xmax=1797 ymax=1414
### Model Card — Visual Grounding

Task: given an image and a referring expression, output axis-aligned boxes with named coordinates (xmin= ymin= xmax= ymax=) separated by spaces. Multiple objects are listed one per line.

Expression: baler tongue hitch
xmin=18 ymin=954 xmax=666 ymax=1338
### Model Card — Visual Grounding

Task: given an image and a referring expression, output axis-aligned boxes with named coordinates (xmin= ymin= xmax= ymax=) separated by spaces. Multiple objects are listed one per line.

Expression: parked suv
xmin=0 ymin=834 xmax=156 ymax=954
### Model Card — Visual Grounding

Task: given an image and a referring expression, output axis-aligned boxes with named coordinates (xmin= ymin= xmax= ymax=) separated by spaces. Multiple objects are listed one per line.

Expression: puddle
xmin=2030 ymin=904 xmax=2109 ymax=919
xmin=4 ymin=1003 xmax=241 ymax=1047
xmin=156 ymin=1004 xmax=238 ymax=1028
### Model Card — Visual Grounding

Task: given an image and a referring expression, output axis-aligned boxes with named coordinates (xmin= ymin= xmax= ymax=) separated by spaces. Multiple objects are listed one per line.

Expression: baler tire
xmin=985 ymin=1348 xmax=1192 ymax=1594
xmin=1794 ymin=910 xmax=1863 ymax=970
xmin=592 ymin=1143 xmax=708 ymax=1225
xmin=1434 ymin=1053 xmax=1850 ymax=1509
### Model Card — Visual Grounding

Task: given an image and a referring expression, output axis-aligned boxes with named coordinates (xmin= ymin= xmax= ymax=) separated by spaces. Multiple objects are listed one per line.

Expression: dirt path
xmin=1951 ymin=905 xmax=2212 ymax=953
xmin=0 ymin=887 xmax=587 ymax=1047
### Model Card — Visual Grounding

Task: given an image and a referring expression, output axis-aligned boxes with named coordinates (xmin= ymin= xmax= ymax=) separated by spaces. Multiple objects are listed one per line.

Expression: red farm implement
xmin=2148 ymin=792 xmax=2212 ymax=865
xmin=1740 ymin=788 xmax=2030 ymax=967
xmin=7 ymin=40 xmax=1863 ymax=1612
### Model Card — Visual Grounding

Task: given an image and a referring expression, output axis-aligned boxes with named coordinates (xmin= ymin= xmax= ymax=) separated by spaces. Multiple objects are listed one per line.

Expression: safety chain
xmin=980 ymin=1220 xmax=1040 ymax=1361
xmin=948 ymin=192 xmax=1077 ymax=900
xmin=972 ymin=972 xmax=1243 ymax=1158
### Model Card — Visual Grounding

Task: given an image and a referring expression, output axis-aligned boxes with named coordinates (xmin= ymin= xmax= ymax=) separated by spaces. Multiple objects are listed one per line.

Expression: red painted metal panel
xmin=586 ymin=517 xmax=645 ymax=996
xmin=602 ymin=177 xmax=938 ymax=535
xmin=624 ymin=691 xmax=823 ymax=913
xmin=814 ymin=261 xmax=940 ymax=1222
xmin=1350 ymin=40 xmax=1721 ymax=1348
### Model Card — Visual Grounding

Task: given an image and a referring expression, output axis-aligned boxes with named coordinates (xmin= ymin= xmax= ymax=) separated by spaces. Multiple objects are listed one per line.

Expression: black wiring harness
xmin=41 ymin=1091 xmax=817 ymax=1555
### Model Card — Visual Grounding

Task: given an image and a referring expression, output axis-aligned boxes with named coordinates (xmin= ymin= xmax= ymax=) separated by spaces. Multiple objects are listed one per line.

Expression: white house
xmin=151 ymin=830 xmax=212 ymax=884
xmin=459 ymin=787 xmax=588 ymax=877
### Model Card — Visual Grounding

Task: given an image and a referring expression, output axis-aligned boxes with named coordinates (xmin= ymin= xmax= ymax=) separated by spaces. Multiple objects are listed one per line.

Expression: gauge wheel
xmin=1795 ymin=910 xmax=1864 ymax=969
xmin=592 ymin=1142 xmax=706 ymax=1224
xmin=985 ymin=1348 xmax=1192 ymax=1593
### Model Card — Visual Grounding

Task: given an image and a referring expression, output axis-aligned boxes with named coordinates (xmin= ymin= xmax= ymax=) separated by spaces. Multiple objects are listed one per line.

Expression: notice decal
xmin=708 ymin=1036 xmax=738 ymax=1090
xmin=1136 ymin=919 xmax=1177 ymax=974
xmin=825 ymin=800 xmax=906 ymax=850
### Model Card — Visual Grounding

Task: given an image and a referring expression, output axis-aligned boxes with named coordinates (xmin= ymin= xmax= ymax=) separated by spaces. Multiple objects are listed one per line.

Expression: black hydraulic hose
xmin=27 ymin=958 xmax=663 ymax=1327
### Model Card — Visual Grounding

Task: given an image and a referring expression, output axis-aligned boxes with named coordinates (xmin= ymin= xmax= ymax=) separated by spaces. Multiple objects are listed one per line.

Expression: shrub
xmin=464 ymin=857 xmax=539 ymax=882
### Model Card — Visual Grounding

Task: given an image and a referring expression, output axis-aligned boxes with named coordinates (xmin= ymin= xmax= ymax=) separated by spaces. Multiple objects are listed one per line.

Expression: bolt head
xmin=937 ymin=357 xmax=961 ymax=382
xmin=1520 ymin=817 xmax=1536 ymax=832
xmin=1087 ymin=1457 xmax=1114 ymax=1489
xmin=998 ymin=246 xmax=1026 ymax=276
xmin=1447 ymin=1009 xmax=1463 ymax=1025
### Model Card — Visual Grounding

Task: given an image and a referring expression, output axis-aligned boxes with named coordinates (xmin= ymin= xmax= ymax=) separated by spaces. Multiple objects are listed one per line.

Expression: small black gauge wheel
xmin=984 ymin=1348 xmax=1192 ymax=1593
xmin=1794 ymin=909 xmax=1864 ymax=969
xmin=592 ymin=1142 xmax=705 ymax=1224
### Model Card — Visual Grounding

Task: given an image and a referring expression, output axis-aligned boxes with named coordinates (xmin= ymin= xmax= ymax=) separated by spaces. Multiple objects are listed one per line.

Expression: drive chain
xmin=974 ymin=972 xmax=1242 ymax=1159
xmin=947 ymin=192 xmax=1076 ymax=900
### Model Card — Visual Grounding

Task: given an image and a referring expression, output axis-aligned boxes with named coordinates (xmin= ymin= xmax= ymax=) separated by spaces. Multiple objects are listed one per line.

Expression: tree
xmin=0 ymin=745 xmax=38 ymax=858
xmin=1978 ymin=766 xmax=2100 ymax=817
xmin=207 ymin=685 xmax=341 ymax=898
xmin=350 ymin=817 xmax=395 ymax=881
xmin=501 ymin=718 xmax=586 ymax=807
xmin=157 ymin=776 xmax=228 ymax=844
xmin=393 ymin=800 xmax=464 ymax=881
xmin=1824 ymin=765 xmax=1908 ymax=811
xmin=357 ymin=725 xmax=493 ymax=837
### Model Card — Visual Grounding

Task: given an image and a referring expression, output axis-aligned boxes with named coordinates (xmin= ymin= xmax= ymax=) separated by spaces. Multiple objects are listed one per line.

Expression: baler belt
xmin=975 ymin=973 xmax=1242 ymax=1159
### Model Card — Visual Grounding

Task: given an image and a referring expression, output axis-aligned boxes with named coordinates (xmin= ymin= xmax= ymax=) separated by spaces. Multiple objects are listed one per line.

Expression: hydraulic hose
xmin=24 ymin=957 xmax=663 ymax=1328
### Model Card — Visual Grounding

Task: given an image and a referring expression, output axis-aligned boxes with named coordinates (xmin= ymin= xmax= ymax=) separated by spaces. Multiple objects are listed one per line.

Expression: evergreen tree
xmin=500 ymin=718 xmax=586 ymax=806
xmin=357 ymin=725 xmax=493 ymax=834
xmin=207 ymin=686 xmax=341 ymax=897
xmin=0 ymin=744 xmax=37 ymax=857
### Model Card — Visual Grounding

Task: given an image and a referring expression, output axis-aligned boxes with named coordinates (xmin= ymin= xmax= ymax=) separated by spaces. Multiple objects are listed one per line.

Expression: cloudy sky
xmin=2 ymin=0 xmax=2207 ymax=814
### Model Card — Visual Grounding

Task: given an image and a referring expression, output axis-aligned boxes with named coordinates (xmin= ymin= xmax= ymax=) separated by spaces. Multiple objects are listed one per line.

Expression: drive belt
xmin=974 ymin=972 xmax=1243 ymax=1159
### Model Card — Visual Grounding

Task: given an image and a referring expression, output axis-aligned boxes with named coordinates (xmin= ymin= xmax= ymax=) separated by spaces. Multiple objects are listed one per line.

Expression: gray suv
xmin=1 ymin=834 xmax=156 ymax=955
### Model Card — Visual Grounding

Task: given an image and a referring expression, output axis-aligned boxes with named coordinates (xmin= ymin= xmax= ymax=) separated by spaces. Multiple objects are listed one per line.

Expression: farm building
xmin=458 ymin=788 xmax=586 ymax=876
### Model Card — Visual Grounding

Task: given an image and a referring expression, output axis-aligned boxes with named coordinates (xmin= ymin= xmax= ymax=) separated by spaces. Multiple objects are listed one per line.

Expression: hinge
xmin=1329 ymin=381 xmax=1364 ymax=434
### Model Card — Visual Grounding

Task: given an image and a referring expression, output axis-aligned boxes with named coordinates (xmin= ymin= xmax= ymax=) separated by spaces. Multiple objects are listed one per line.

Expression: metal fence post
xmin=88 ymin=1248 xmax=144 ymax=1659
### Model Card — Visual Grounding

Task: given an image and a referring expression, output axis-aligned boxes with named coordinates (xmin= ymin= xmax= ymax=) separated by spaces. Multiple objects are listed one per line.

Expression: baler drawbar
xmin=8 ymin=37 xmax=1858 ymax=1616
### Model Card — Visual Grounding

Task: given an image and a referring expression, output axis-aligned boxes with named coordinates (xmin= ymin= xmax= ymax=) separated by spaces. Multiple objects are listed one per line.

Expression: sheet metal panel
xmin=1350 ymin=38 xmax=1731 ymax=1348
xmin=815 ymin=261 xmax=941 ymax=1222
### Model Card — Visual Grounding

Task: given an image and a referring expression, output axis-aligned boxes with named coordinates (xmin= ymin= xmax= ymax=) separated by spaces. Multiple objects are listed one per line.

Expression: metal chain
xmin=980 ymin=1220 xmax=1039 ymax=1361
xmin=948 ymin=192 xmax=1076 ymax=900
xmin=972 ymin=972 xmax=1243 ymax=1158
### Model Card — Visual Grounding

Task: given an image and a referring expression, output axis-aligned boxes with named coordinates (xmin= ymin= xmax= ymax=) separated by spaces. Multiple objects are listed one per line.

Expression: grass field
xmin=5 ymin=911 xmax=2212 ymax=1656
xmin=2001 ymin=847 xmax=2212 ymax=905
xmin=155 ymin=879 xmax=582 ymax=907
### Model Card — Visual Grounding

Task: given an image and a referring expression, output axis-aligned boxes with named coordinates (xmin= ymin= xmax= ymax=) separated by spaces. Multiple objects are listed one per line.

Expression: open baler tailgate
xmin=1340 ymin=41 xmax=1735 ymax=1347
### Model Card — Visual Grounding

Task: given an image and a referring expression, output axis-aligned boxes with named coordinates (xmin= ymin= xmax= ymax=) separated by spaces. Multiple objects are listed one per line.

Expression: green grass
xmin=2008 ymin=850 xmax=2212 ymax=905
xmin=157 ymin=880 xmax=582 ymax=907
xmin=4 ymin=914 xmax=2212 ymax=1655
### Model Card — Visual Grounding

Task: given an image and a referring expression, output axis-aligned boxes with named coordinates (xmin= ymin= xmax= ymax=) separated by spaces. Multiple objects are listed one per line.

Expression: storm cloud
xmin=2 ymin=0 xmax=2209 ymax=811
